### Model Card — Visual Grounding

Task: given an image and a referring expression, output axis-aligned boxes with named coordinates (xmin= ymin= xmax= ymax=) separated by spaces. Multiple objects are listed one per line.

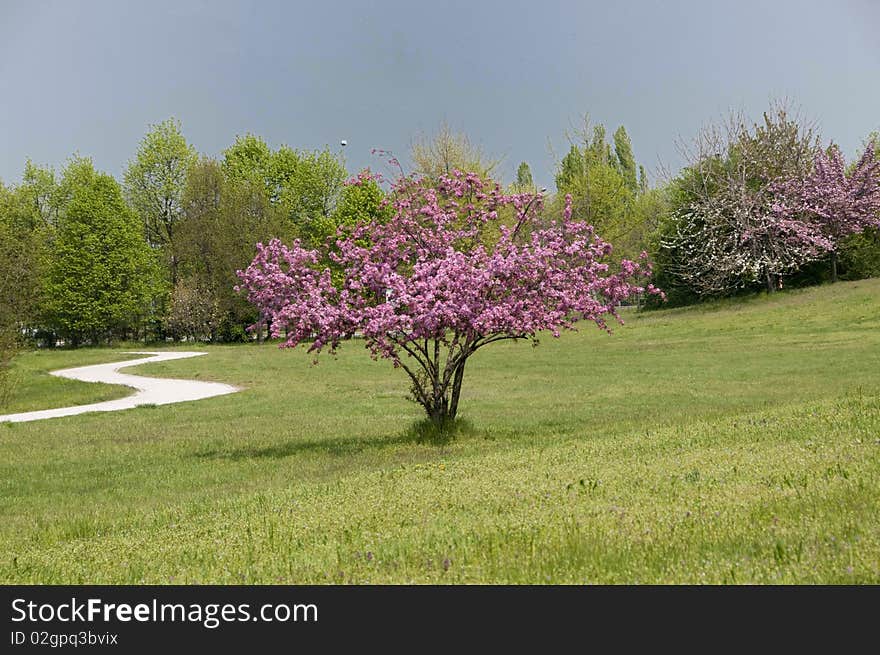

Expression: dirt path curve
xmin=0 ymin=351 xmax=239 ymax=423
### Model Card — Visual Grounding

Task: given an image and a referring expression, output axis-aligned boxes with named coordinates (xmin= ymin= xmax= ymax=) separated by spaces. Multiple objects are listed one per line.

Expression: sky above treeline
xmin=1 ymin=0 xmax=878 ymax=189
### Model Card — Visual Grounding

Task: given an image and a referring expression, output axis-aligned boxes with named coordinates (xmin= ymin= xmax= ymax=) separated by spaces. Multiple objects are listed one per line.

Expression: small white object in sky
xmin=340 ymin=140 xmax=348 ymax=147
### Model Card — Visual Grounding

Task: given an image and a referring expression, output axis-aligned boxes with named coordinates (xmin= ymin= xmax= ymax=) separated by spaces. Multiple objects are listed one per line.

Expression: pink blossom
xmin=781 ymin=143 xmax=880 ymax=244
xmin=775 ymin=142 xmax=880 ymax=279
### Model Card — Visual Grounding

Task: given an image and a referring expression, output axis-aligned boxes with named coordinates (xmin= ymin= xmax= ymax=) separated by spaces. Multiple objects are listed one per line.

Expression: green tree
xmin=643 ymin=181 xmax=699 ymax=308
xmin=410 ymin=121 xmax=500 ymax=180
xmin=0 ymin=162 xmax=57 ymax=337
xmin=613 ymin=126 xmax=638 ymax=193
xmin=513 ymin=161 xmax=535 ymax=192
xmin=222 ymin=134 xmax=276 ymax=194
xmin=279 ymin=148 xmax=347 ymax=247
xmin=0 ymin=187 xmax=43 ymax=324
xmin=586 ymin=124 xmax=615 ymax=168
xmin=554 ymin=119 xmax=619 ymax=190
xmin=123 ymin=118 xmax=197 ymax=285
xmin=0 ymin=181 xmax=39 ymax=404
xmin=332 ymin=171 xmax=390 ymax=229
xmin=175 ymin=157 xmax=288 ymax=341
xmin=46 ymin=158 xmax=158 ymax=344
xmin=222 ymin=136 xmax=346 ymax=247
xmin=554 ymin=119 xmax=655 ymax=263
xmin=555 ymin=145 xmax=584 ymax=191
xmin=563 ymin=160 xmax=631 ymax=233
xmin=837 ymin=228 xmax=880 ymax=280
xmin=18 ymin=160 xmax=60 ymax=228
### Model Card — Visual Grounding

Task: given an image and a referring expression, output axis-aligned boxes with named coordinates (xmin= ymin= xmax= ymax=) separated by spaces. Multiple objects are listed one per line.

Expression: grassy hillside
xmin=1 ymin=279 xmax=879 ymax=583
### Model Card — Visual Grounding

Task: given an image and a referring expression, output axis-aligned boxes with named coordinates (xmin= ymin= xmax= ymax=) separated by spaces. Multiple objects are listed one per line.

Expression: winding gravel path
xmin=0 ymin=351 xmax=239 ymax=423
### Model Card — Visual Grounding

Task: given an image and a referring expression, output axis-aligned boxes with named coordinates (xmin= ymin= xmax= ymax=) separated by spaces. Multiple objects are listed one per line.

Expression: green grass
xmin=1 ymin=279 xmax=879 ymax=583
xmin=0 ymin=349 xmax=145 ymax=414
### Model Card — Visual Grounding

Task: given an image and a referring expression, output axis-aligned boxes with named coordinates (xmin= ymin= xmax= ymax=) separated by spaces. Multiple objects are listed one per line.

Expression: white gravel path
xmin=0 ymin=351 xmax=239 ymax=423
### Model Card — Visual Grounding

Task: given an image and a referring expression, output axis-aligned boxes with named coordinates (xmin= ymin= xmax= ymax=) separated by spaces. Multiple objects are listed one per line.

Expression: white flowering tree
xmin=664 ymin=107 xmax=828 ymax=295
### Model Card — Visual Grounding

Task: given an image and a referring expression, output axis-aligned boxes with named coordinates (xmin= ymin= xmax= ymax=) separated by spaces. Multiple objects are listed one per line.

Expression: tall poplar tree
xmin=613 ymin=126 xmax=638 ymax=193
xmin=515 ymin=161 xmax=535 ymax=191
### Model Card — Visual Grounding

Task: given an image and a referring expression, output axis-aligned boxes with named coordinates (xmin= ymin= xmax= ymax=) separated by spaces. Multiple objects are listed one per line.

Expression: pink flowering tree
xmin=775 ymin=143 xmax=880 ymax=282
xmin=238 ymin=171 xmax=661 ymax=428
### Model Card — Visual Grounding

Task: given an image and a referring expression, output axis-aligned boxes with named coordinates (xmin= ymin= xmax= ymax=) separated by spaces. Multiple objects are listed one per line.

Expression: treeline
xmin=0 ymin=120 xmax=386 ymax=346
xmin=1 ymin=108 xmax=879 ymax=354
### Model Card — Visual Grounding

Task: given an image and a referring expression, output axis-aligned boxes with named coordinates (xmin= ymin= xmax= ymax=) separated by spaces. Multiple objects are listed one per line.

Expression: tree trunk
xmin=427 ymin=395 xmax=450 ymax=428
xmin=418 ymin=358 xmax=470 ymax=430
xmin=831 ymin=251 xmax=838 ymax=283
xmin=765 ymin=272 xmax=776 ymax=293
xmin=170 ymin=254 xmax=178 ymax=288
xmin=448 ymin=359 xmax=467 ymax=421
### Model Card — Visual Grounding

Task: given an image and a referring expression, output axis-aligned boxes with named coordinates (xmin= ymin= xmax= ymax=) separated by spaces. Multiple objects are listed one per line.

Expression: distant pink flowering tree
xmin=775 ymin=143 xmax=880 ymax=281
xmin=238 ymin=171 xmax=661 ymax=427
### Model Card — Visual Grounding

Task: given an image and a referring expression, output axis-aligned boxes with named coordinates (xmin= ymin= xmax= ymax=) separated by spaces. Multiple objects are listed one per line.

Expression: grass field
xmin=1 ymin=279 xmax=879 ymax=583
xmin=0 ymin=350 xmax=144 ymax=414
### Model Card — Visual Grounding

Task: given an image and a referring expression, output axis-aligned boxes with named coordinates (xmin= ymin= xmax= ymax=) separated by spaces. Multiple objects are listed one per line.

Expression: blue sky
xmin=1 ymin=0 xmax=878 ymax=188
